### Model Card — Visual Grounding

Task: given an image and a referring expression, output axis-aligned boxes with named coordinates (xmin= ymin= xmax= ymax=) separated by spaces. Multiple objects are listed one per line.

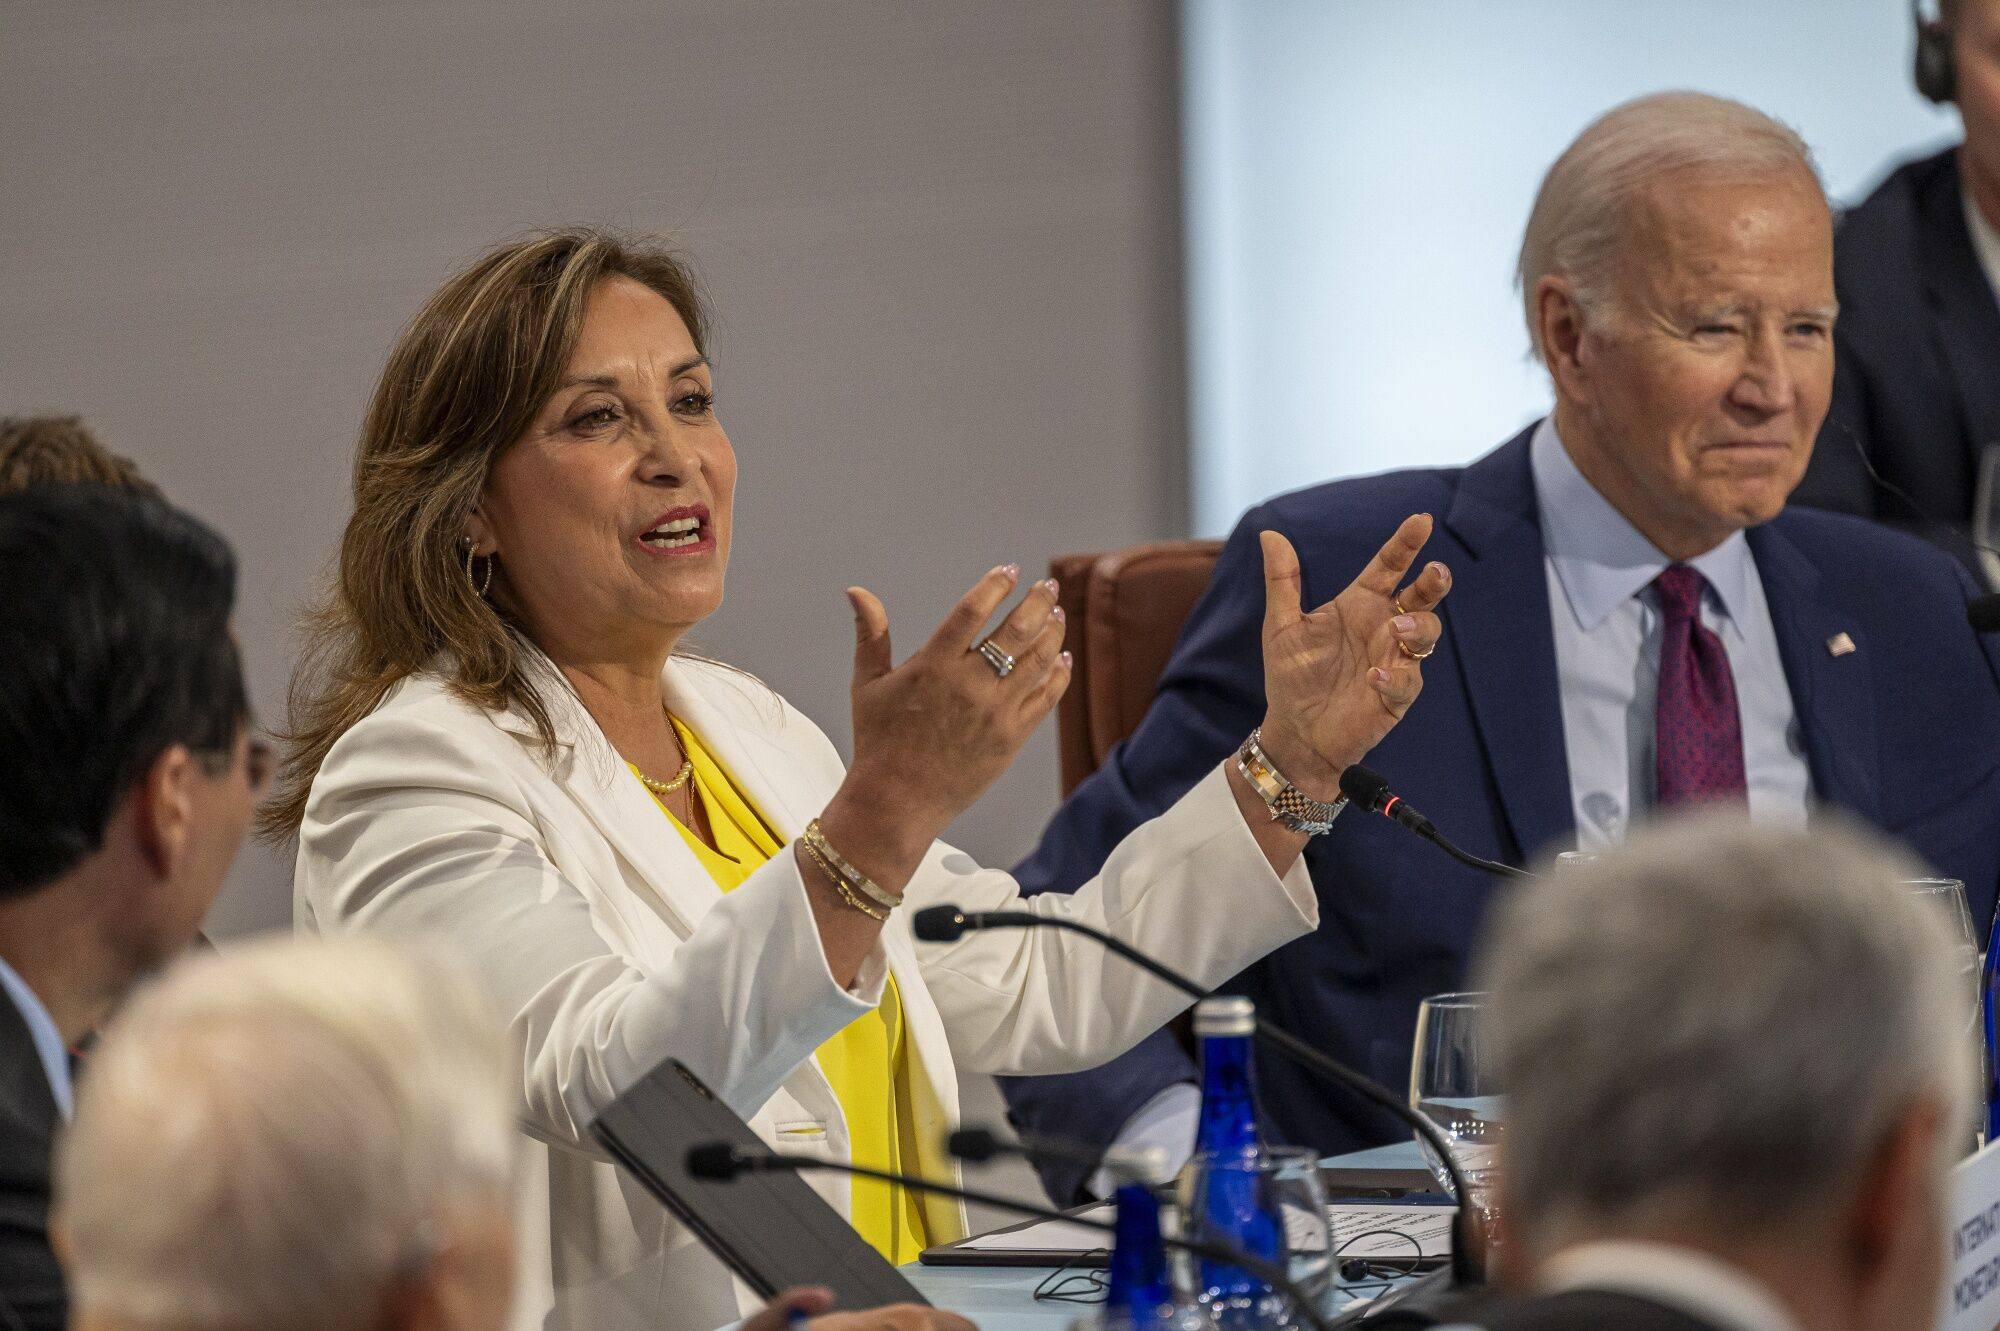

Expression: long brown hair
xmin=260 ymin=229 xmax=712 ymax=839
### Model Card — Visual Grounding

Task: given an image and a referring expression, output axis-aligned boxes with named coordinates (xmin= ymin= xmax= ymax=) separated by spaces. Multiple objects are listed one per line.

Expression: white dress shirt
xmin=1531 ymin=417 xmax=1812 ymax=848
xmin=1538 ymin=1241 xmax=1806 ymax=1331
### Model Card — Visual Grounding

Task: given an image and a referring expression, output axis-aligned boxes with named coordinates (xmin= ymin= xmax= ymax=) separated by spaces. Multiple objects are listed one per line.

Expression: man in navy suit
xmin=1795 ymin=0 xmax=2000 ymax=574
xmin=1002 ymin=90 xmax=2000 ymax=1207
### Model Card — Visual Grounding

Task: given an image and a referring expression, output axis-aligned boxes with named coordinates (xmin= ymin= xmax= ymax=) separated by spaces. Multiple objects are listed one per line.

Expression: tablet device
xmin=588 ymin=1059 xmax=929 ymax=1309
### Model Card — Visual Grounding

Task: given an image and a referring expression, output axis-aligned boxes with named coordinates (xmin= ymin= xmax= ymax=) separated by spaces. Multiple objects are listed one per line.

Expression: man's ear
xmin=132 ymin=744 xmax=197 ymax=880
xmin=1844 ymin=1094 xmax=1949 ymax=1284
xmin=1535 ymin=276 xmax=1596 ymax=408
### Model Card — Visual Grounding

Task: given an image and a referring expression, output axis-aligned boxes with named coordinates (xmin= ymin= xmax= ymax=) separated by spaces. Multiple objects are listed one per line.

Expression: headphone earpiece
xmin=1914 ymin=0 xmax=1957 ymax=104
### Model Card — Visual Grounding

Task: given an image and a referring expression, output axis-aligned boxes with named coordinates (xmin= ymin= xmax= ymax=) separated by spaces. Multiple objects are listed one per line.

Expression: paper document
xmin=1326 ymin=1204 xmax=1454 ymax=1260
xmin=950 ymin=1201 xmax=1452 ymax=1260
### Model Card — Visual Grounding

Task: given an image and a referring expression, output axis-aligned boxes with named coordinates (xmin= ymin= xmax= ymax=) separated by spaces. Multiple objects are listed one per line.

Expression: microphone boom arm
xmin=707 ymin=1145 xmax=1341 ymax=1331
xmin=915 ymin=905 xmax=1480 ymax=1287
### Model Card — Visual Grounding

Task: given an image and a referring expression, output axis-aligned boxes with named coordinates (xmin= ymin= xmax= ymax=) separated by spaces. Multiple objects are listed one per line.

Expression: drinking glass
xmin=1901 ymin=877 xmax=1984 ymax=1148
xmin=1409 ymin=992 xmax=1503 ymax=1226
xmin=1177 ymin=1146 xmax=1332 ymax=1330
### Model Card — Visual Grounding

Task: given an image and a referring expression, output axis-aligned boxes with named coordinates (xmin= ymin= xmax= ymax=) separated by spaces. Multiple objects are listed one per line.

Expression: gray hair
xmin=54 ymin=937 xmax=516 ymax=1331
xmin=1477 ymin=815 xmax=1973 ymax=1251
xmin=1516 ymin=90 xmax=1827 ymax=357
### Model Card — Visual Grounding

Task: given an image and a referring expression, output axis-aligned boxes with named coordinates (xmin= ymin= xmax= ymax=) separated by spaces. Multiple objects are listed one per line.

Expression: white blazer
xmin=294 ymin=654 xmax=1319 ymax=1331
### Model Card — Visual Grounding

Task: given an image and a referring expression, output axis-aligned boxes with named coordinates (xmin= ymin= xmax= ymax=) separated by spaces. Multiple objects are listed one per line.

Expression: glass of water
xmin=1901 ymin=877 xmax=1984 ymax=1148
xmin=1177 ymin=1146 xmax=1331 ymax=1329
xmin=1409 ymin=992 xmax=1503 ymax=1225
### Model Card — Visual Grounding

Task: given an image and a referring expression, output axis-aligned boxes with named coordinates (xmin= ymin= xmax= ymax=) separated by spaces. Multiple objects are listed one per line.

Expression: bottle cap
xmin=1193 ymin=995 xmax=1255 ymax=1037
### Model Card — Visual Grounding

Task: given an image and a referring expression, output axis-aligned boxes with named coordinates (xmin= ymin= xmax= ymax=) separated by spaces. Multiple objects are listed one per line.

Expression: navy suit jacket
xmin=1001 ymin=426 xmax=2000 ymax=1205
xmin=1796 ymin=145 xmax=2000 ymax=573
xmin=0 ymin=982 xmax=62 ymax=1331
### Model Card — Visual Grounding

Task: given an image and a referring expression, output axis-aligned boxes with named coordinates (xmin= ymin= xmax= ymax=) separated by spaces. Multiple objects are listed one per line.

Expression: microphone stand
xmin=912 ymin=907 xmax=1479 ymax=1291
xmin=1337 ymin=765 xmax=1530 ymax=881
xmin=691 ymin=1143 xmax=1342 ymax=1331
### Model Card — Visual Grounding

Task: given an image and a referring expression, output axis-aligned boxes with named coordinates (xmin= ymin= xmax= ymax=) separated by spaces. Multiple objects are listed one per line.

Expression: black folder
xmin=588 ymin=1059 xmax=930 ymax=1309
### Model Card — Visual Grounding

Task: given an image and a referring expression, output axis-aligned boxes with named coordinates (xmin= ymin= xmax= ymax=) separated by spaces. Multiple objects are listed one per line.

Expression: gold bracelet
xmin=804 ymin=835 xmax=884 ymax=919
xmin=801 ymin=838 xmax=888 ymax=921
xmin=803 ymin=818 xmax=901 ymax=911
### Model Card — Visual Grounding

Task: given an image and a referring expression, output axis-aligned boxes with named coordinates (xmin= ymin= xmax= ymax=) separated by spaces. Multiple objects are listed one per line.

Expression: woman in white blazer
xmin=268 ymin=229 xmax=1451 ymax=1331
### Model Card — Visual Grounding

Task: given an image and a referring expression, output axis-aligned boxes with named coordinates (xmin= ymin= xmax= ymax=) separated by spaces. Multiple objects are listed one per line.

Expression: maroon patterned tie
xmin=1653 ymin=564 xmax=1747 ymax=809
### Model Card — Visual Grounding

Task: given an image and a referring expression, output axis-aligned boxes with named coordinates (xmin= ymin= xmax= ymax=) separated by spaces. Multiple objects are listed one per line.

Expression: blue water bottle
xmin=1104 ymin=1180 xmax=1175 ymax=1324
xmin=1190 ymin=996 xmax=1282 ymax=1319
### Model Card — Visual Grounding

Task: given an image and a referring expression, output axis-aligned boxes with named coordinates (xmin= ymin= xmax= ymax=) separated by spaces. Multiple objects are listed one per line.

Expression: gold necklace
xmin=637 ymin=759 xmax=694 ymax=797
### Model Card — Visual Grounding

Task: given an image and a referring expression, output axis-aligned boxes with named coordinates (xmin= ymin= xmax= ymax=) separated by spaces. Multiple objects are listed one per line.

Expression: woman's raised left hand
xmin=1252 ymin=513 xmax=1450 ymax=801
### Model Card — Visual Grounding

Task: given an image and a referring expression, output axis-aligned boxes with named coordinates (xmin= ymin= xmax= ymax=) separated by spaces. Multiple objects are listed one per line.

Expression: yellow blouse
xmin=637 ymin=717 xmax=933 ymax=1265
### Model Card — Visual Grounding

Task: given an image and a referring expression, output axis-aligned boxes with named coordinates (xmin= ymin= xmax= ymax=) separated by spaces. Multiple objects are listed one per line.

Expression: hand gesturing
xmin=1255 ymin=513 xmax=1450 ymax=801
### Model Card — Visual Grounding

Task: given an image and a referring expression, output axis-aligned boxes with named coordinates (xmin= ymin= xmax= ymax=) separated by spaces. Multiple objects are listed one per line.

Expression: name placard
xmin=1949 ymin=1139 xmax=2000 ymax=1330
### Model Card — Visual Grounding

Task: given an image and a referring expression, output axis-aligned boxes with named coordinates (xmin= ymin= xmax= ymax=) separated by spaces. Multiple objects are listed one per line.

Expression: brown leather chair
xmin=1050 ymin=539 xmax=1224 ymax=797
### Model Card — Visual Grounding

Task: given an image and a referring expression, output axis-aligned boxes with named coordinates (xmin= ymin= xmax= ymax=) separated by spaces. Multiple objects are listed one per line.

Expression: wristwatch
xmin=1235 ymin=728 xmax=1346 ymax=836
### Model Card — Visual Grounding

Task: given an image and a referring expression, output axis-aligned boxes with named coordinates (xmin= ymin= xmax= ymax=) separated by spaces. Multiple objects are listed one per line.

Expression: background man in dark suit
xmin=0 ymin=485 xmax=260 ymax=1331
xmin=1468 ymin=817 xmax=1968 ymax=1331
xmin=1001 ymin=90 xmax=2000 ymax=1206
xmin=1795 ymin=0 xmax=2000 ymax=576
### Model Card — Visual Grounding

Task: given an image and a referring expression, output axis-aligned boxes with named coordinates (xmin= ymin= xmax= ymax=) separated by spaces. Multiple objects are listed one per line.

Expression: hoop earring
xmin=463 ymin=540 xmax=494 ymax=598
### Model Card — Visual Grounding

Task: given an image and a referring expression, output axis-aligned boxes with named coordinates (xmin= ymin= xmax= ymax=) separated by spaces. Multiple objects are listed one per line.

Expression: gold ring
xmin=1393 ymin=594 xmax=1410 ymax=617
xmin=1398 ymin=638 xmax=1436 ymax=661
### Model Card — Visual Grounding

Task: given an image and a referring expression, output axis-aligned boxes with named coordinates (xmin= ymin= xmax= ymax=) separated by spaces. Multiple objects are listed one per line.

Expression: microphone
xmin=688 ymin=1139 xmax=1340 ymax=1331
xmin=946 ymin=1125 xmax=1168 ymax=1186
xmin=1971 ymin=593 xmax=2000 ymax=633
xmin=912 ymin=907 xmax=1216 ymax=999
xmin=1337 ymin=766 xmax=1530 ymax=881
xmin=913 ymin=907 xmax=1480 ymax=1290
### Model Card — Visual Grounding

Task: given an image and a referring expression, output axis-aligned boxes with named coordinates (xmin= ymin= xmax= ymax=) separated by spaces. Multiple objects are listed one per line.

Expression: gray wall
xmin=2 ymin=0 xmax=1186 ymax=930
xmin=3 ymin=0 xmax=1186 ymax=1213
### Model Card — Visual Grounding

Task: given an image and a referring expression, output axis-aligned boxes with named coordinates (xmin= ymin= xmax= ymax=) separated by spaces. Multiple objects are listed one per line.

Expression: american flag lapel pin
xmin=1827 ymin=632 xmax=1856 ymax=657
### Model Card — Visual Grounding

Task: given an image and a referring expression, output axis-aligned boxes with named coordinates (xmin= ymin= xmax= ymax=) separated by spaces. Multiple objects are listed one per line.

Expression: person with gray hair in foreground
xmin=1466 ymin=816 xmax=1972 ymax=1331
xmin=51 ymin=936 xmax=970 ymax=1331
xmin=53 ymin=937 xmax=521 ymax=1331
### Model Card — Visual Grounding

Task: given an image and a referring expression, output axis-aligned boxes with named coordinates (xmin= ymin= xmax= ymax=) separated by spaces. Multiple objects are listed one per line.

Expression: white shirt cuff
xmin=1087 ymin=1081 xmax=1201 ymax=1199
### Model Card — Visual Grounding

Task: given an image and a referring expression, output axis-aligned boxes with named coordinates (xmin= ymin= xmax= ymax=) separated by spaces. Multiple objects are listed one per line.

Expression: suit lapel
xmin=660 ymin=662 xmax=816 ymax=841
xmin=1746 ymin=522 xmax=1881 ymax=824
xmin=1440 ymin=427 xmax=1576 ymax=860
xmin=663 ymin=663 xmax=946 ymax=1046
xmin=1916 ymin=157 xmax=2000 ymax=463
xmin=664 ymin=661 xmax=961 ymax=1204
xmin=490 ymin=654 xmax=723 ymax=937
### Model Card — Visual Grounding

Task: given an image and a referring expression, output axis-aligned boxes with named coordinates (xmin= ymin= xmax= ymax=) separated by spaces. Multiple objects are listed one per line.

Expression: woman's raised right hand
xmin=819 ymin=565 xmax=1070 ymax=888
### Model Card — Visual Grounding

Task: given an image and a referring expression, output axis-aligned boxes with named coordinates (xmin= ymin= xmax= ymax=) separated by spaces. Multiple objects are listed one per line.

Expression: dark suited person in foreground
xmin=1795 ymin=0 xmax=2000 ymax=573
xmin=1468 ymin=817 xmax=1969 ymax=1331
xmin=1003 ymin=89 xmax=2000 ymax=1206
xmin=0 ymin=485 xmax=263 ymax=1330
